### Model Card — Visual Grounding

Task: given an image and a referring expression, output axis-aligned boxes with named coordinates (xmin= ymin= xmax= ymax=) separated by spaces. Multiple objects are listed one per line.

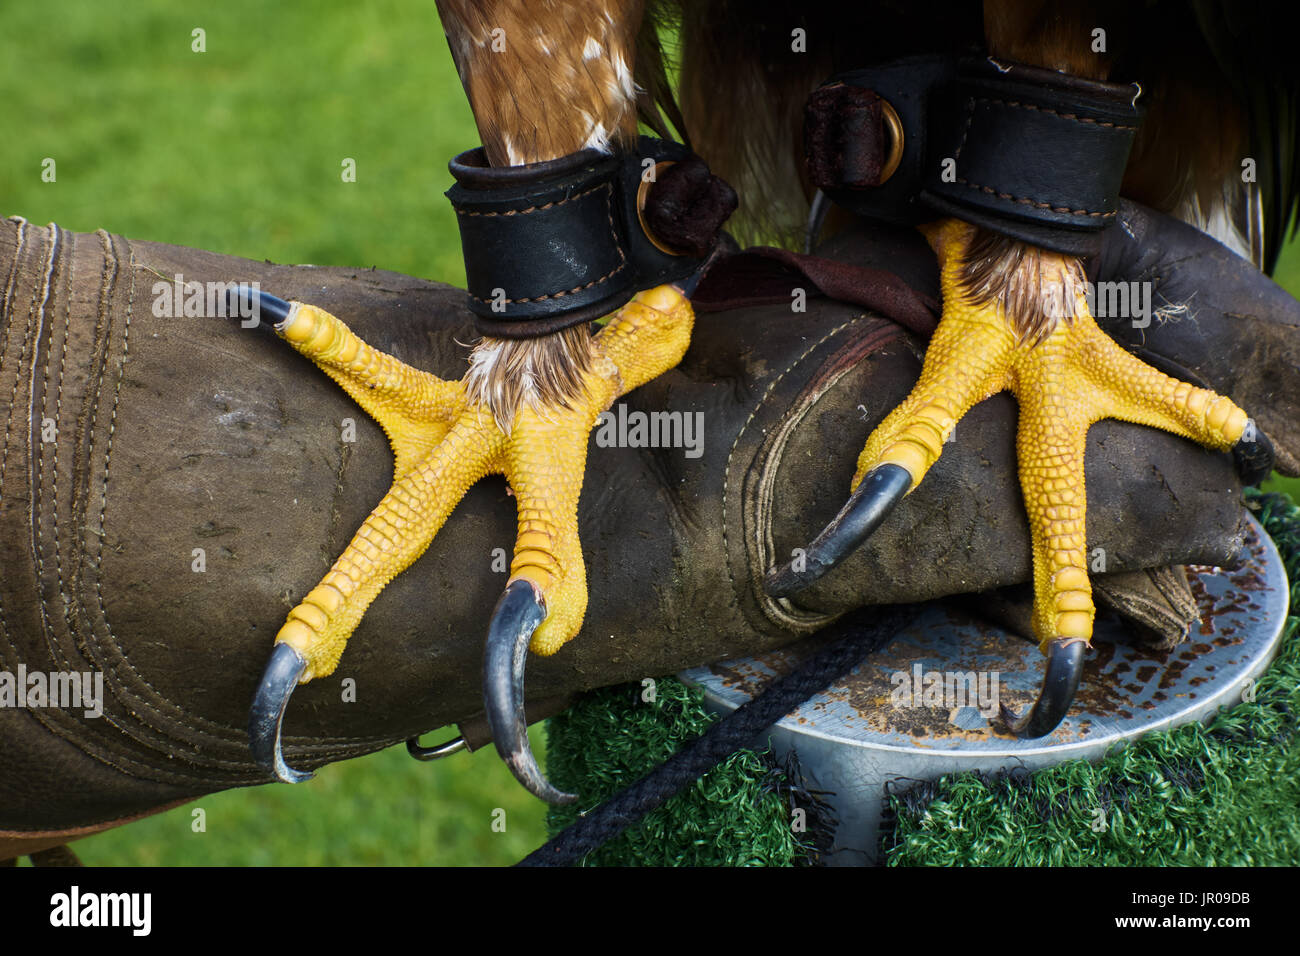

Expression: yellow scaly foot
xmin=247 ymin=285 xmax=694 ymax=798
xmin=767 ymin=218 xmax=1269 ymax=736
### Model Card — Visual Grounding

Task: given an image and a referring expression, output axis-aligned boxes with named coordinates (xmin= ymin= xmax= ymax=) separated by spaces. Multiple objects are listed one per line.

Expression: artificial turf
xmin=544 ymin=677 xmax=828 ymax=866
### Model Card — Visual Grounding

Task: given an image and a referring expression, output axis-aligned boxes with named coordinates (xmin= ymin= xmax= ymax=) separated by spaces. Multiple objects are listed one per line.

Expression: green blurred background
xmin=2 ymin=0 xmax=1296 ymax=865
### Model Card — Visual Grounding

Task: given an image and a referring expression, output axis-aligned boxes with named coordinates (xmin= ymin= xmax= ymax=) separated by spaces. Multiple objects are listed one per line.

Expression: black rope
xmin=518 ymin=602 xmax=920 ymax=866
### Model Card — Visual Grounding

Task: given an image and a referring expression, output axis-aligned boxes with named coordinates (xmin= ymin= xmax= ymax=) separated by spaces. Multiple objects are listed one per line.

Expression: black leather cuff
xmin=447 ymin=136 xmax=736 ymax=338
xmin=806 ymin=56 xmax=1144 ymax=256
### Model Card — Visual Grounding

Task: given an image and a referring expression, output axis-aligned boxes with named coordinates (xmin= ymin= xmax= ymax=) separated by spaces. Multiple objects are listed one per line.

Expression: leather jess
xmin=447 ymin=136 xmax=736 ymax=338
xmin=806 ymin=55 xmax=1144 ymax=255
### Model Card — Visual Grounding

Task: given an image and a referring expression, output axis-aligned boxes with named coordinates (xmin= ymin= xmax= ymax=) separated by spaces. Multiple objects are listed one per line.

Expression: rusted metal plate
xmin=680 ymin=511 xmax=1289 ymax=864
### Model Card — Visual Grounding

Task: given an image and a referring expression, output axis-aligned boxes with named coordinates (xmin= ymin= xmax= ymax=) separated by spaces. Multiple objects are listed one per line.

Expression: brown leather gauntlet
xmin=0 ymin=206 xmax=1293 ymax=838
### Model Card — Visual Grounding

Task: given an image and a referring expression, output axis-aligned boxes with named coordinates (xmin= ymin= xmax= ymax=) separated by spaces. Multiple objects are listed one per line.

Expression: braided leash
xmin=518 ymin=603 xmax=920 ymax=867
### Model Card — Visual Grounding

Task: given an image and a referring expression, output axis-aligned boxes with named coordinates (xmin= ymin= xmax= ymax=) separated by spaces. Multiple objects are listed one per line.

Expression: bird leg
xmin=769 ymin=3 xmax=1274 ymax=737
xmin=250 ymin=1 xmax=692 ymax=800
xmin=248 ymin=283 xmax=693 ymax=792
xmin=441 ymin=0 xmax=648 ymax=432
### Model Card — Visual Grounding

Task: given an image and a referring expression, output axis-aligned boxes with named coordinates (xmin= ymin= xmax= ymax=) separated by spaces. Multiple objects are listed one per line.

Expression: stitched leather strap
xmin=447 ymin=136 xmax=735 ymax=338
xmin=924 ymin=58 xmax=1143 ymax=254
xmin=806 ymin=56 xmax=1144 ymax=256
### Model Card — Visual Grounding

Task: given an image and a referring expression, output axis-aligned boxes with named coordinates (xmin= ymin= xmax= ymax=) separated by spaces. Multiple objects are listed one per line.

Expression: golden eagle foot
xmin=767 ymin=218 xmax=1271 ymax=738
xmin=244 ymin=284 xmax=694 ymax=800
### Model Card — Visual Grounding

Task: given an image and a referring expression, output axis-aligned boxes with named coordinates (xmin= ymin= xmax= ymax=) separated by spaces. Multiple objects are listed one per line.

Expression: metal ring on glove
xmin=406 ymin=734 xmax=468 ymax=761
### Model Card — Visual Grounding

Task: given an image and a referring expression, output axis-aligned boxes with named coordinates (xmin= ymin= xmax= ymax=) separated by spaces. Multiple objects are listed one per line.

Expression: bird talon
xmin=248 ymin=642 xmax=315 ymax=783
xmin=765 ymin=463 xmax=912 ymax=597
xmin=236 ymin=288 xmax=691 ymax=796
xmin=777 ymin=218 xmax=1260 ymax=741
xmin=226 ymin=286 xmax=293 ymax=331
xmin=484 ymin=580 xmax=577 ymax=805
xmin=998 ymin=638 xmax=1087 ymax=738
xmin=1233 ymin=426 xmax=1275 ymax=487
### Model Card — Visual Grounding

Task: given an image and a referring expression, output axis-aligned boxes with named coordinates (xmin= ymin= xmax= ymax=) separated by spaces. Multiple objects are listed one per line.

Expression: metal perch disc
xmin=680 ymin=511 xmax=1290 ymax=865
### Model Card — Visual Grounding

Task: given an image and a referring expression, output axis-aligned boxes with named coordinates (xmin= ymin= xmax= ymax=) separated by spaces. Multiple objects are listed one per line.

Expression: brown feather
xmin=982 ymin=0 xmax=1114 ymax=81
xmin=463 ymin=326 xmax=598 ymax=433
xmin=435 ymin=1 xmax=646 ymax=422
xmin=436 ymin=0 xmax=644 ymax=165
xmin=957 ymin=230 xmax=1087 ymax=345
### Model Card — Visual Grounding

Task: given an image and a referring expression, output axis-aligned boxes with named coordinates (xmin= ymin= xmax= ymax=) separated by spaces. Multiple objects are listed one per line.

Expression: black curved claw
xmin=998 ymin=638 xmax=1087 ymax=738
xmin=765 ymin=463 xmax=912 ymax=597
xmin=248 ymin=642 xmax=314 ymax=783
xmin=483 ymin=580 xmax=577 ymax=805
xmin=669 ymin=241 xmax=727 ymax=299
xmin=225 ymin=286 xmax=293 ymax=332
xmin=1233 ymin=425 xmax=1275 ymax=487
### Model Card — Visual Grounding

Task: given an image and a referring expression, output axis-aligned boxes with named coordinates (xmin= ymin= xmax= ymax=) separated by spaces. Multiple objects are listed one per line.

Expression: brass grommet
xmin=636 ymin=160 xmax=687 ymax=255
xmin=879 ymin=99 xmax=905 ymax=184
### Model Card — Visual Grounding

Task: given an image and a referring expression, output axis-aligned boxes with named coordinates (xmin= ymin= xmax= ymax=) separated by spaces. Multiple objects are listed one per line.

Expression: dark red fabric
xmin=692 ymin=246 xmax=940 ymax=338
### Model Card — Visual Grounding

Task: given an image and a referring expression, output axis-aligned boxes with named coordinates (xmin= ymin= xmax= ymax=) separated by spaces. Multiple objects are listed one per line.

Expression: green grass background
xmin=2 ymin=0 xmax=1296 ymax=865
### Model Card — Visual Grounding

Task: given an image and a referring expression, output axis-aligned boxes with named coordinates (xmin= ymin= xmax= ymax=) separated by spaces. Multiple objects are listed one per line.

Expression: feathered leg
xmin=249 ymin=1 xmax=706 ymax=801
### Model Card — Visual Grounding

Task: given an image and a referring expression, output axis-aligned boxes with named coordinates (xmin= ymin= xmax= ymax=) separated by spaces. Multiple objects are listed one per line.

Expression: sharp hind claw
xmin=227 ymin=286 xmax=293 ymax=331
xmin=765 ymin=463 xmax=912 ymax=597
xmin=248 ymin=642 xmax=315 ymax=784
xmin=1233 ymin=427 xmax=1275 ymax=487
xmin=483 ymin=580 xmax=577 ymax=805
xmin=999 ymin=638 xmax=1087 ymax=739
